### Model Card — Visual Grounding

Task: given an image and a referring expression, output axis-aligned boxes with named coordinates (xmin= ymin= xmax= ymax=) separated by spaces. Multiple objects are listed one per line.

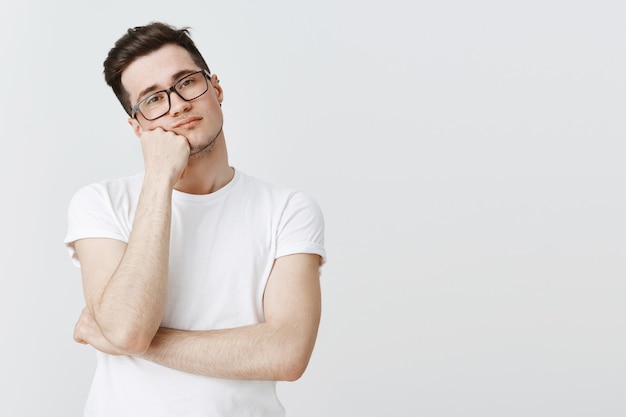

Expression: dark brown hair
xmin=103 ymin=22 xmax=211 ymax=116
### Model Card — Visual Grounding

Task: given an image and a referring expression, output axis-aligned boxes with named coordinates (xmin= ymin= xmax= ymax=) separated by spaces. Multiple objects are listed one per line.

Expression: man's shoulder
xmin=76 ymin=172 xmax=144 ymax=194
xmin=236 ymin=170 xmax=321 ymax=214
xmin=236 ymin=170 xmax=300 ymax=197
xmin=70 ymin=172 xmax=144 ymax=208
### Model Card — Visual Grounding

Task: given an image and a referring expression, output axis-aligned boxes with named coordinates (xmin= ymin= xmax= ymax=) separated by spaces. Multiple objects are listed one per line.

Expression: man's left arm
xmin=145 ymin=252 xmax=322 ymax=381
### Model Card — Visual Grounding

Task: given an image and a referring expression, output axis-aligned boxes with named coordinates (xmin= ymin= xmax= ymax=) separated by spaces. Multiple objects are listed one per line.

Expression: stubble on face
xmin=188 ymin=125 xmax=223 ymax=159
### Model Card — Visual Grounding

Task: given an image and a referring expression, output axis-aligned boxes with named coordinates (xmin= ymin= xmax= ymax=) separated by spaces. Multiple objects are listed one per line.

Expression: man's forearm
xmin=142 ymin=324 xmax=316 ymax=381
xmin=93 ymin=177 xmax=173 ymax=354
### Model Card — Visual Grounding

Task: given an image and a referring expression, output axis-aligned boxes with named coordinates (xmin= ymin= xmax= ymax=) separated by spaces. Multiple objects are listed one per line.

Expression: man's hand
xmin=74 ymin=307 xmax=126 ymax=356
xmin=140 ymin=127 xmax=190 ymax=187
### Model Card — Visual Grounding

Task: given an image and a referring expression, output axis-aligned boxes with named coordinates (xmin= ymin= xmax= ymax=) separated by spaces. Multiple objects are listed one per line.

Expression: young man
xmin=65 ymin=22 xmax=326 ymax=416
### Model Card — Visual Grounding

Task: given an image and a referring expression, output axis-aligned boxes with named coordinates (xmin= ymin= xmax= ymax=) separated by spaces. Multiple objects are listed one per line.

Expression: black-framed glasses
xmin=131 ymin=69 xmax=212 ymax=120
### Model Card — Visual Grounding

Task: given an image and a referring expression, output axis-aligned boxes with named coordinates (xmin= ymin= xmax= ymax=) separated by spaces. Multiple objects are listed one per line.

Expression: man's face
xmin=122 ymin=44 xmax=223 ymax=156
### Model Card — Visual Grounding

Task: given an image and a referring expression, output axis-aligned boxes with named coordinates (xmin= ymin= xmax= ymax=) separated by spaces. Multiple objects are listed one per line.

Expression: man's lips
xmin=172 ymin=117 xmax=202 ymax=129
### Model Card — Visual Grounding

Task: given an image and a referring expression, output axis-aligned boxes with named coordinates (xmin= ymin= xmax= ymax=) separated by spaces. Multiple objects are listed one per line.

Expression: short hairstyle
xmin=103 ymin=22 xmax=211 ymax=116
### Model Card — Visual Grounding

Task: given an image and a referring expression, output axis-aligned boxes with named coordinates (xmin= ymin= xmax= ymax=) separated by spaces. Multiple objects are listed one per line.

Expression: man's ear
xmin=128 ymin=117 xmax=143 ymax=138
xmin=211 ymin=74 xmax=224 ymax=105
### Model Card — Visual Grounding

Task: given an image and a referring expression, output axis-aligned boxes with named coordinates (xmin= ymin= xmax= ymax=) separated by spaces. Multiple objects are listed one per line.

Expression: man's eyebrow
xmin=135 ymin=69 xmax=200 ymax=103
xmin=136 ymin=83 xmax=160 ymax=103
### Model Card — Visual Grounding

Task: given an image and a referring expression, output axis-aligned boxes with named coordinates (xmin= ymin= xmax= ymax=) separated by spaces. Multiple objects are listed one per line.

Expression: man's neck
xmin=173 ymin=136 xmax=234 ymax=195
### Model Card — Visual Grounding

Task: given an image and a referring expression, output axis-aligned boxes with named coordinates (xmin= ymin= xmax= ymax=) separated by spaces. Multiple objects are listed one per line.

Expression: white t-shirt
xmin=64 ymin=168 xmax=326 ymax=417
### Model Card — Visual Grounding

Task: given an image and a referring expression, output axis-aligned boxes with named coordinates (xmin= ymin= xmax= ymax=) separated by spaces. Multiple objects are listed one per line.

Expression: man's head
xmin=104 ymin=22 xmax=211 ymax=116
xmin=107 ymin=22 xmax=225 ymax=158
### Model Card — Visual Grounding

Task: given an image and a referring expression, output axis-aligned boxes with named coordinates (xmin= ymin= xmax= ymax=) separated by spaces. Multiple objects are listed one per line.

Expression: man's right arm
xmin=76 ymin=128 xmax=189 ymax=355
xmin=76 ymin=178 xmax=172 ymax=355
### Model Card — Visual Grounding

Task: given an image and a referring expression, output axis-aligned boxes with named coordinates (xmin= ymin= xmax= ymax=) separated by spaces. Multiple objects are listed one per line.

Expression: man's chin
xmin=189 ymin=145 xmax=212 ymax=159
xmin=189 ymin=139 xmax=216 ymax=159
xmin=189 ymin=127 xmax=222 ymax=158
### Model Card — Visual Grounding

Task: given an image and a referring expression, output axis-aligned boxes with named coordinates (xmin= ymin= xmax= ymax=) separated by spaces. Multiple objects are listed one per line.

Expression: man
xmin=65 ymin=22 xmax=326 ymax=416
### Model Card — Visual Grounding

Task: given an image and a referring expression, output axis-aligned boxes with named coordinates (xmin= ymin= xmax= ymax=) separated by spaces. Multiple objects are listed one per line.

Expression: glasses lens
xmin=175 ymin=71 xmax=209 ymax=101
xmin=139 ymin=91 xmax=170 ymax=120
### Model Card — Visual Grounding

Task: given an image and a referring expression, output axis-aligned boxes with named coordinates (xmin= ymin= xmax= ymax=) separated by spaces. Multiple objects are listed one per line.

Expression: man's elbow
xmin=281 ymin=361 xmax=308 ymax=382
xmin=107 ymin=328 xmax=154 ymax=356
xmin=121 ymin=339 xmax=152 ymax=356
xmin=277 ymin=347 xmax=314 ymax=382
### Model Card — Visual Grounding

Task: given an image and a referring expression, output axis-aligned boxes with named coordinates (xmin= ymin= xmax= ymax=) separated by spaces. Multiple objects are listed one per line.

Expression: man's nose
xmin=168 ymin=90 xmax=191 ymax=116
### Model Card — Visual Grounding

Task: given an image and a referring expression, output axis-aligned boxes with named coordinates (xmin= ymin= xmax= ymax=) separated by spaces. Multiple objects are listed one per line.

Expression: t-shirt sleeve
xmin=275 ymin=191 xmax=326 ymax=264
xmin=63 ymin=183 xmax=129 ymax=268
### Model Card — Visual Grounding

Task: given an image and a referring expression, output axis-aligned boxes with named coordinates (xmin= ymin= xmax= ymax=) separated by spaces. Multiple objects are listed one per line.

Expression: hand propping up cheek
xmin=139 ymin=127 xmax=190 ymax=186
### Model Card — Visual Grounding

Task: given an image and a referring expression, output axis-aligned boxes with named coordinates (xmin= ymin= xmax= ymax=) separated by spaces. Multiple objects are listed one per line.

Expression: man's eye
xmin=144 ymin=94 xmax=164 ymax=106
xmin=179 ymin=78 xmax=195 ymax=89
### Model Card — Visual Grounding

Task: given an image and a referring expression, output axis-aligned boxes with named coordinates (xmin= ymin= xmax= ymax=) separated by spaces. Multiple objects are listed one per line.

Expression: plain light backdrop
xmin=1 ymin=1 xmax=624 ymax=416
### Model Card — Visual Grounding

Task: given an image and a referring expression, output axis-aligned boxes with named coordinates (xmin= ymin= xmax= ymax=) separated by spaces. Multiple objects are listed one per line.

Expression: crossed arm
xmin=74 ymin=238 xmax=321 ymax=381
xmin=143 ymin=252 xmax=320 ymax=381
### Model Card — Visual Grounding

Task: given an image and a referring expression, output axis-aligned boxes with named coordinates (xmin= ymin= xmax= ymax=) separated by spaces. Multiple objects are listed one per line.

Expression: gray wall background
xmin=1 ymin=0 xmax=624 ymax=416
